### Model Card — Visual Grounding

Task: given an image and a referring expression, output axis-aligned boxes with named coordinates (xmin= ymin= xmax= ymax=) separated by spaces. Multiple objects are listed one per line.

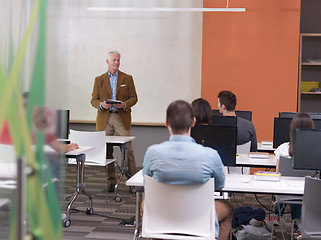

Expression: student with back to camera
xmin=217 ymin=90 xmax=257 ymax=152
xmin=274 ymin=112 xmax=314 ymax=235
xmin=191 ymin=98 xmax=234 ymax=240
xmin=272 ymin=112 xmax=315 ymax=237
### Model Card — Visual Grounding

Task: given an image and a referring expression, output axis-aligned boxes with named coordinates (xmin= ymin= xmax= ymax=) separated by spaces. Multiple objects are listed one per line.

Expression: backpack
xmin=233 ymin=218 xmax=275 ymax=240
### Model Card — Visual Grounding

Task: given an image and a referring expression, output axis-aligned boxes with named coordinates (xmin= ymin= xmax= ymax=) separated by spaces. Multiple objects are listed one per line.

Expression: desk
xmin=126 ymin=170 xmax=304 ymax=195
xmin=63 ymin=146 xmax=94 ymax=227
xmin=126 ymin=170 xmax=305 ymax=239
xmin=222 ymin=174 xmax=304 ymax=196
xmin=106 ymin=136 xmax=136 ymax=200
xmin=236 ymin=153 xmax=276 ymax=168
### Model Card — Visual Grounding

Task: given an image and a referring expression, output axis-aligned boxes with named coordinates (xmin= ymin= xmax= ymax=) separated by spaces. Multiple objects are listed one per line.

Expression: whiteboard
xmin=47 ymin=0 xmax=203 ymax=124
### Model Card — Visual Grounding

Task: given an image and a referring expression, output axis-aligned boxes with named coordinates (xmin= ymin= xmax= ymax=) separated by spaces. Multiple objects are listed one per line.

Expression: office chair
xmin=296 ymin=176 xmax=321 ymax=239
xmin=142 ymin=176 xmax=216 ymax=240
xmin=274 ymin=156 xmax=317 ymax=239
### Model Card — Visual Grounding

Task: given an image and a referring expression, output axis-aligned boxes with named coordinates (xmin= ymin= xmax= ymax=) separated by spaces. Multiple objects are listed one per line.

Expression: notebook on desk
xmin=249 ymin=152 xmax=270 ymax=159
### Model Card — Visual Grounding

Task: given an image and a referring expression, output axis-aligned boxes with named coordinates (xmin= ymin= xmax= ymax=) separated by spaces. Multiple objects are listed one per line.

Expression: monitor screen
xmin=55 ymin=110 xmax=70 ymax=139
xmin=273 ymin=118 xmax=292 ymax=148
xmin=279 ymin=112 xmax=297 ymax=118
xmin=273 ymin=117 xmax=321 ymax=148
xmin=211 ymin=116 xmax=237 ymax=127
xmin=212 ymin=110 xmax=252 ymax=121
xmin=293 ymin=129 xmax=321 ymax=172
xmin=191 ymin=124 xmax=237 ymax=166
xmin=279 ymin=112 xmax=321 ymax=120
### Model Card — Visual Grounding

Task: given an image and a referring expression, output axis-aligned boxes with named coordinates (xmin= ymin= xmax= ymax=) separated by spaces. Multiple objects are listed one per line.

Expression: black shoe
xmin=107 ymin=184 xmax=115 ymax=192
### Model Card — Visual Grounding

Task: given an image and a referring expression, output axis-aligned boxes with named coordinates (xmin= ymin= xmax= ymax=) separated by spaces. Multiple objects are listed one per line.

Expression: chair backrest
xmin=237 ymin=141 xmax=251 ymax=154
xmin=279 ymin=156 xmax=318 ymax=177
xmin=142 ymin=176 xmax=215 ymax=239
xmin=0 ymin=144 xmax=17 ymax=179
xmin=301 ymin=176 xmax=321 ymax=235
xmin=69 ymin=129 xmax=106 ymax=166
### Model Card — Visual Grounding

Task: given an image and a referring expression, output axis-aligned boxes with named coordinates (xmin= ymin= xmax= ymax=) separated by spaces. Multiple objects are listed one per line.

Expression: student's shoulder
xmin=146 ymin=141 xmax=169 ymax=152
xmin=237 ymin=116 xmax=255 ymax=128
xmin=193 ymin=142 xmax=218 ymax=155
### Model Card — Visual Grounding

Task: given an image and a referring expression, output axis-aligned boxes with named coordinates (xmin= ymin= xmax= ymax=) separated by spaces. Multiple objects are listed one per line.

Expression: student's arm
xmin=250 ymin=122 xmax=258 ymax=152
xmin=211 ymin=150 xmax=225 ymax=190
xmin=142 ymin=147 xmax=153 ymax=177
xmin=49 ymin=139 xmax=78 ymax=154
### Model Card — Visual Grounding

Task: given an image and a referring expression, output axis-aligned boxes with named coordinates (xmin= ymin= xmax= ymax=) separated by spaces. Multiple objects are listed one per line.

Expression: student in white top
xmin=273 ymin=112 xmax=315 ymax=235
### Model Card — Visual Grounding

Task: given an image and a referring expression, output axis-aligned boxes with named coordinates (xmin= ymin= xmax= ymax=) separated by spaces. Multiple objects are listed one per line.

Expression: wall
xmin=62 ymin=0 xmax=203 ymax=124
xmin=202 ymin=0 xmax=301 ymax=141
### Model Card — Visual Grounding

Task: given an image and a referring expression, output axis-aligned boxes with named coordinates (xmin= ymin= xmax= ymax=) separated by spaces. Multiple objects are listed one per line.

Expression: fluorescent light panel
xmin=87 ymin=7 xmax=246 ymax=12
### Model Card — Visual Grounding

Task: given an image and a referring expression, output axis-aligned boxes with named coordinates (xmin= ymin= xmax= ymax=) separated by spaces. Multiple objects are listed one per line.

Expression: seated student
xmin=0 ymin=92 xmax=78 ymax=153
xmin=143 ymin=100 xmax=233 ymax=240
xmin=191 ymin=98 xmax=213 ymax=124
xmin=0 ymin=119 xmax=78 ymax=153
xmin=191 ymin=98 xmax=234 ymax=239
xmin=217 ymin=90 xmax=257 ymax=152
xmin=272 ymin=112 xmax=315 ymax=237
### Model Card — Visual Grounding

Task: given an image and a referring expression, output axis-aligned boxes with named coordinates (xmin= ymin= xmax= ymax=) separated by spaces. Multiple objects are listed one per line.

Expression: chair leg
xmin=290 ymin=220 xmax=294 ymax=240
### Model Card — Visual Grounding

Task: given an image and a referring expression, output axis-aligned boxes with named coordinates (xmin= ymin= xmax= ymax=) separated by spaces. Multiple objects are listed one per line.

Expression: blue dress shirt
xmin=142 ymin=135 xmax=225 ymax=238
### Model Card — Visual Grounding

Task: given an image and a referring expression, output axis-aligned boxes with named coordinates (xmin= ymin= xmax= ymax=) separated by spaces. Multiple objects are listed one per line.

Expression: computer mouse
xmin=241 ymin=176 xmax=251 ymax=183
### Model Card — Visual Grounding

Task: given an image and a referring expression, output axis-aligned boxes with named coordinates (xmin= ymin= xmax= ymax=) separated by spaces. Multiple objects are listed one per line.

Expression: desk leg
xmin=66 ymin=155 xmax=83 ymax=220
xmin=65 ymin=154 xmax=93 ymax=226
xmin=79 ymin=157 xmax=93 ymax=210
xmin=114 ymin=143 xmax=129 ymax=201
xmin=133 ymin=191 xmax=142 ymax=240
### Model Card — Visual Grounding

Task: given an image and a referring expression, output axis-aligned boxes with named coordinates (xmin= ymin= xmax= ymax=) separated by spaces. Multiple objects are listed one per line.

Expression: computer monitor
xmin=279 ymin=112 xmax=297 ymax=118
xmin=212 ymin=109 xmax=252 ymax=121
xmin=279 ymin=112 xmax=321 ymax=120
xmin=273 ymin=118 xmax=292 ymax=148
xmin=293 ymin=129 xmax=321 ymax=175
xmin=211 ymin=116 xmax=237 ymax=127
xmin=273 ymin=117 xmax=321 ymax=148
xmin=191 ymin=124 xmax=237 ymax=167
xmin=55 ymin=110 xmax=70 ymax=139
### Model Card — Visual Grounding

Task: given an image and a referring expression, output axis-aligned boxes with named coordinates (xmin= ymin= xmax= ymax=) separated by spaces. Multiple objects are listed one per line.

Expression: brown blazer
xmin=91 ymin=70 xmax=138 ymax=131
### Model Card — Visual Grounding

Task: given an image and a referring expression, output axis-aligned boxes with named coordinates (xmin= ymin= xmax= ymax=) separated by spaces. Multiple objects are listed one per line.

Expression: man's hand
xmin=114 ymin=102 xmax=126 ymax=109
xmin=101 ymin=102 xmax=112 ymax=110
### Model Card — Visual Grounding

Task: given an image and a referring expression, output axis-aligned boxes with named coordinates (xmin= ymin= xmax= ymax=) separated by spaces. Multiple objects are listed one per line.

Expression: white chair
xmin=68 ymin=130 xmax=115 ymax=199
xmin=142 ymin=176 xmax=215 ymax=240
xmin=227 ymin=141 xmax=251 ymax=175
xmin=296 ymin=176 xmax=321 ymax=239
xmin=237 ymin=141 xmax=251 ymax=154
xmin=68 ymin=129 xmax=114 ymax=166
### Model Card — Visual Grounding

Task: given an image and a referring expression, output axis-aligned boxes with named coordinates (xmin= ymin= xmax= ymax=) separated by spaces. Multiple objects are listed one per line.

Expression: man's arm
xmin=211 ymin=150 xmax=225 ymax=190
xmin=250 ymin=122 xmax=258 ymax=152
xmin=90 ymin=77 xmax=103 ymax=111
xmin=123 ymin=75 xmax=138 ymax=110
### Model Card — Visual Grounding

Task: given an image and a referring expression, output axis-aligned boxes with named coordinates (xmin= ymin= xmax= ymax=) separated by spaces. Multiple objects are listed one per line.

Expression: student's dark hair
xmin=191 ymin=98 xmax=212 ymax=124
xmin=166 ymin=100 xmax=194 ymax=134
xmin=217 ymin=90 xmax=237 ymax=111
xmin=289 ymin=112 xmax=315 ymax=157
